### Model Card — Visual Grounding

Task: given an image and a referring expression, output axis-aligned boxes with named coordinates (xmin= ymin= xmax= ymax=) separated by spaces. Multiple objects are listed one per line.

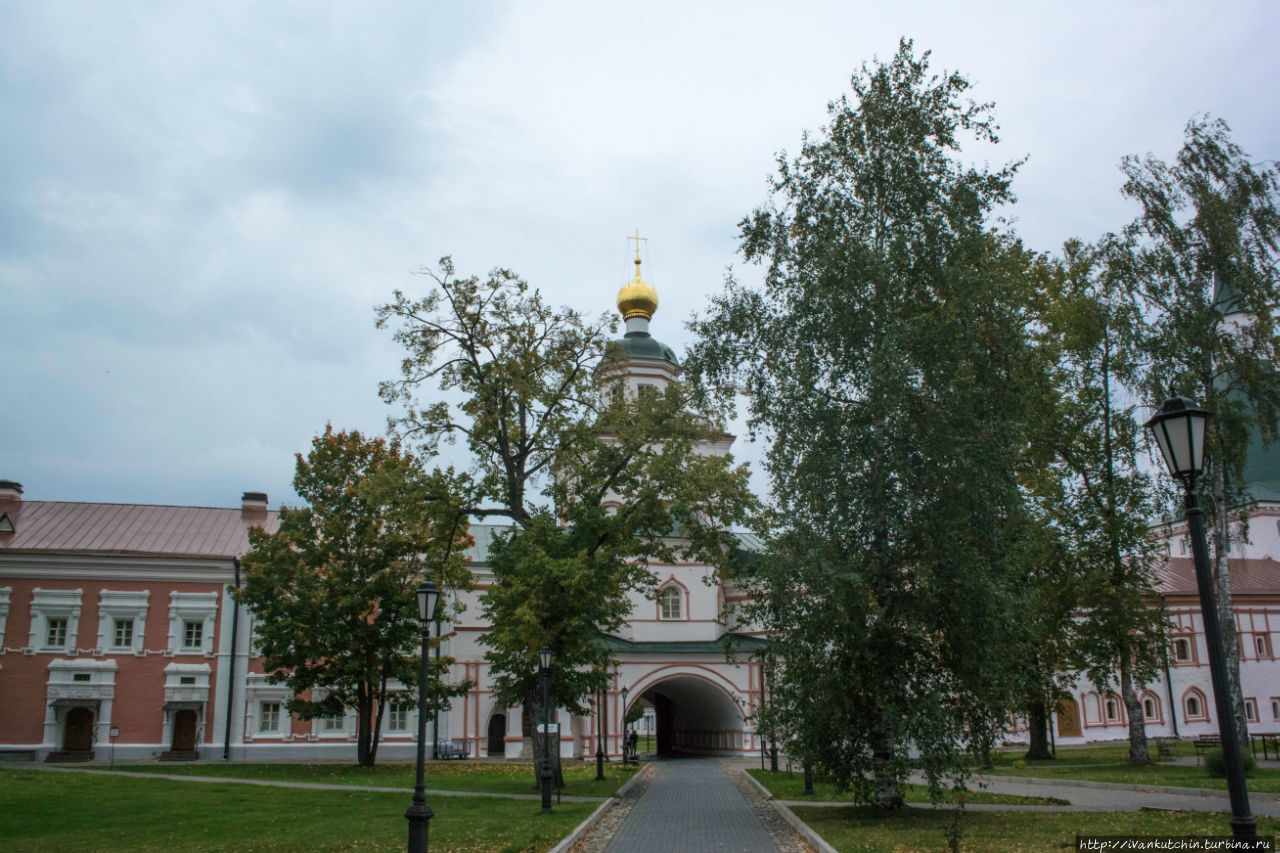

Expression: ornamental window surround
xmin=658 ymin=584 xmax=683 ymax=620
xmin=28 ymin=588 xmax=83 ymax=653
xmin=167 ymin=592 xmax=218 ymax=656
xmin=96 ymin=590 xmax=149 ymax=654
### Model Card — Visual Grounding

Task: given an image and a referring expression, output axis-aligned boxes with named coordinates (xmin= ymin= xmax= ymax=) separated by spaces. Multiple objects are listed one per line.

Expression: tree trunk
xmin=525 ymin=681 xmax=564 ymax=789
xmin=871 ymin=730 xmax=903 ymax=809
xmin=1025 ymin=703 xmax=1052 ymax=760
xmin=1211 ymin=465 xmax=1249 ymax=750
xmin=1118 ymin=646 xmax=1150 ymax=765
xmin=356 ymin=688 xmax=375 ymax=768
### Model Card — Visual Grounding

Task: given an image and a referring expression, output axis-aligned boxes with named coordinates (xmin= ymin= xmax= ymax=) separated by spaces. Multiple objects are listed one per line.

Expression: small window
xmin=658 ymin=585 xmax=682 ymax=620
xmin=260 ymin=702 xmax=282 ymax=733
xmin=1105 ymin=697 xmax=1119 ymax=722
xmin=179 ymin=676 xmax=196 ymax=685
xmin=73 ymin=673 xmax=91 ymax=683
xmin=1143 ymin=698 xmax=1156 ymax=719
xmin=387 ymin=702 xmax=409 ymax=732
xmin=1181 ymin=539 xmax=1188 ymax=555
xmin=183 ymin=621 xmax=203 ymax=650
xmin=1255 ymin=635 xmax=1271 ymax=658
xmin=1173 ymin=638 xmax=1191 ymax=662
xmin=323 ymin=712 xmax=345 ymax=732
xmin=1186 ymin=694 xmax=1203 ymax=719
xmin=1271 ymin=698 xmax=1280 ymax=720
xmin=113 ymin=619 xmax=134 ymax=648
xmin=46 ymin=618 xmax=68 ymax=648
xmin=1245 ymin=699 xmax=1258 ymax=723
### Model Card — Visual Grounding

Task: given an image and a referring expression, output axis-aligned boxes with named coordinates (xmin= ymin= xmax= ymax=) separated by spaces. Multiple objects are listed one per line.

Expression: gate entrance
xmin=487 ymin=713 xmax=506 ymax=756
xmin=630 ymin=674 xmax=745 ymax=756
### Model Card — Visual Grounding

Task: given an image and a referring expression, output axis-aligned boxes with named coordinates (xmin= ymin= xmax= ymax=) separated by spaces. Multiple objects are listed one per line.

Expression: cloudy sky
xmin=3 ymin=0 xmax=1276 ymax=510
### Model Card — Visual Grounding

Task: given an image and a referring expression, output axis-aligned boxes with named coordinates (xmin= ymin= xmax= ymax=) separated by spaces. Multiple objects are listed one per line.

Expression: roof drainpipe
xmin=224 ymin=557 xmax=241 ymax=760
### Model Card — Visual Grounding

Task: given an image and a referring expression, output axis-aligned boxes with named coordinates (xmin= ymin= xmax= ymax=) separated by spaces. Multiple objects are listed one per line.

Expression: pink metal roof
xmin=0 ymin=500 xmax=280 ymax=559
xmin=1155 ymin=556 xmax=1280 ymax=597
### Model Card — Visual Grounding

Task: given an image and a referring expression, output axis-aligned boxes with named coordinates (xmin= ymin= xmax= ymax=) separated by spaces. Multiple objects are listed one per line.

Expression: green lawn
xmin=747 ymin=769 xmax=1068 ymax=806
xmin=792 ymin=805 xmax=1280 ymax=853
xmin=111 ymin=759 xmax=633 ymax=798
xmin=988 ymin=744 xmax=1280 ymax=792
xmin=0 ymin=767 xmax=595 ymax=852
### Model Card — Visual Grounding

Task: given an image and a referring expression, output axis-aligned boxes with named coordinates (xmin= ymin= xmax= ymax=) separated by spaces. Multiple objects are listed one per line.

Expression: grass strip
xmin=0 ymin=767 xmax=594 ymax=852
xmin=989 ymin=744 xmax=1280 ymax=793
xmin=790 ymin=804 xmax=1280 ymax=852
xmin=747 ymin=769 xmax=1069 ymax=806
xmin=111 ymin=759 xmax=633 ymax=798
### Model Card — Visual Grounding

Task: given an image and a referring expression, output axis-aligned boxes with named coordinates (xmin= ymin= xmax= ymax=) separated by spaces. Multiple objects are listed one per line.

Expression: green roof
xmin=614 ymin=332 xmax=680 ymax=368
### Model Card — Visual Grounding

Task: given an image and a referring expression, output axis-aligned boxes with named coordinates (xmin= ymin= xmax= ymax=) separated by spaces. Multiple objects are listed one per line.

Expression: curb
xmin=547 ymin=763 xmax=654 ymax=853
xmin=740 ymin=768 xmax=839 ymax=853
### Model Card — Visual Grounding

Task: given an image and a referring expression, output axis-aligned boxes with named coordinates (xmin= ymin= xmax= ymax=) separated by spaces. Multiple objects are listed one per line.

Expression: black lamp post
xmin=539 ymin=645 xmax=553 ymax=814
xmin=406 ymin=580 xmax=439 ymax=853
xmin=1145 ymin=396 xmax=1257 ymax=843
xmin=595 ymin=682 xmax=606 ymax=780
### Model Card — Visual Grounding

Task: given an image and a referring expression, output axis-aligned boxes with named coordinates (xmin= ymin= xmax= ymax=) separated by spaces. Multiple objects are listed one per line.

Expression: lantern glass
xmin=417 ymin=581 xmax=439 ymax=624
xmin=1145 ymin=396 xmax=1209 ymax=482
xmin=539 ymin=645 xmax=552 ymax=671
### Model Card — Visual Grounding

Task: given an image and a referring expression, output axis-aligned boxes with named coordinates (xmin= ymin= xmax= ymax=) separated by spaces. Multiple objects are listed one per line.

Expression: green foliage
xmin=235 ymin=427 xmax=472 ymax=766
xmin=378 ymin=259 xmax=756 ymax=781
xmin=1028 ymin=238 xmax=1169 ymax=763
xmin=1205 ymin=747 xmax=1256 ymax=778
xmin=1120 ymin=117 xmax=1280 ymax=746
xmin=687 ymin=39 xmax=1039 ymax=804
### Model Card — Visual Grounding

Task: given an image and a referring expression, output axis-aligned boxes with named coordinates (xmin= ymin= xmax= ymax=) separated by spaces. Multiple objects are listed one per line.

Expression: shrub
xmin=1205 ymin=747 xmax=1255 ymax=778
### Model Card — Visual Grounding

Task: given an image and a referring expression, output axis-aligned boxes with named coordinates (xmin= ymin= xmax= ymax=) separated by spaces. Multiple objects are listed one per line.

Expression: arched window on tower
xmin=658 ymin=584 xmax=683 ymax=620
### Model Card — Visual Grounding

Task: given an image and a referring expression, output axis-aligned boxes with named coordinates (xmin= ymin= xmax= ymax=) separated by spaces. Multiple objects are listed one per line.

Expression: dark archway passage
xmin=487 ymin=713 xmax=506 ymax=756
xmin=633 ymin=675 xmax=745 ymax=756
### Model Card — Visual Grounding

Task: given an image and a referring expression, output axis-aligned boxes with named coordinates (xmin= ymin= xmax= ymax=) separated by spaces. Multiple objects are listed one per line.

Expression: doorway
xmin=172 ymin=709 xmax=198 ymax=752
xmin=487 ymin=713 xmax=506 ymax=756
xmin=63 ymin=706 xmax=94 ymax=751
xmin=1056 ymin=698 xmax=1082 ymax=738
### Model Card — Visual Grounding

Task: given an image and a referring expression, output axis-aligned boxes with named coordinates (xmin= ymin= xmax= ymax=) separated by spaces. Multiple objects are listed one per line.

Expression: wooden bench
xmin=1193 ymin=735 xmax=1221 ymax=764
xmin=436 ymin=739 xmax=469 ymax=760
xmin=1153 ymin=737 xmax=1179 ymax=761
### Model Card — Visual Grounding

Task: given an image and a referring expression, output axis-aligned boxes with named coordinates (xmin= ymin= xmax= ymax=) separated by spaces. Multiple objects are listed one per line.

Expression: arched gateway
xmin=625 ymin=672 xmax=747 ymax=755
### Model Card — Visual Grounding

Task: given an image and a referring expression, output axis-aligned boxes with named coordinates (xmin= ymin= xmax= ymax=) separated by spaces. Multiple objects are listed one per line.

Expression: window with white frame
xmin=168 ymin=592 xmax=218 ymax=655
xmin=0 ymin=587 xmax=10 ymax=646
xmin=322 ymin=710 xmax=346 ymax=732
xmin=387 ymin=701 xmax=410 ymax=733
xmin=1105 ymin=696 xmax=1119 ymax=722
xmin=658 ymin=585 xmax=683 ymax=620
xmin=1143 ymin=696 xmax=1157 ymax=720
xmin=28 ymin=588 xmax=83 ymax=652
xmin=97 ymin=590 xmax=149 ymax=654
xmin=1173 ymin=637 xmax=1192 ymax=662
xmin=260 ymin=702 xmax=282 ymax=733
xmin=1185 ymin=690 xmax=1208 ymax=721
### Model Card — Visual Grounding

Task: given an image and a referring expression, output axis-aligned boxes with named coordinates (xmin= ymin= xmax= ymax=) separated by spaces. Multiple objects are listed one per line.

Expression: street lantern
xmin=417 ymin=580 xmax=440 ymax=623
xmin=1145 ymin=396 xmax=1256 ymax=844
xmin=1145 ymin=396 xmax=1210 ymax=485
xmin=406 ymin=580 xmax=439 ymax=853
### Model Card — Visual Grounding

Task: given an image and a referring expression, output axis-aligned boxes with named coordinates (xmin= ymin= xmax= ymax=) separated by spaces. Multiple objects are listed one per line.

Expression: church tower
xmin=612 ymin=234 xmax=680 ymax=394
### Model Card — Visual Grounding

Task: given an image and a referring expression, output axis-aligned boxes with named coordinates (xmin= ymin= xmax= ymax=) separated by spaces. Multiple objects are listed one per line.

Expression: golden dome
xmin=617 ymin=257 xmax=658 ymax=321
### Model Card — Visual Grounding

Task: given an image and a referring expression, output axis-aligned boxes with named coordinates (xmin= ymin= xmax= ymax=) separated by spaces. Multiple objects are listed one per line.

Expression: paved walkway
xmin=605 ymin=758 xmax=781 ymax=853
